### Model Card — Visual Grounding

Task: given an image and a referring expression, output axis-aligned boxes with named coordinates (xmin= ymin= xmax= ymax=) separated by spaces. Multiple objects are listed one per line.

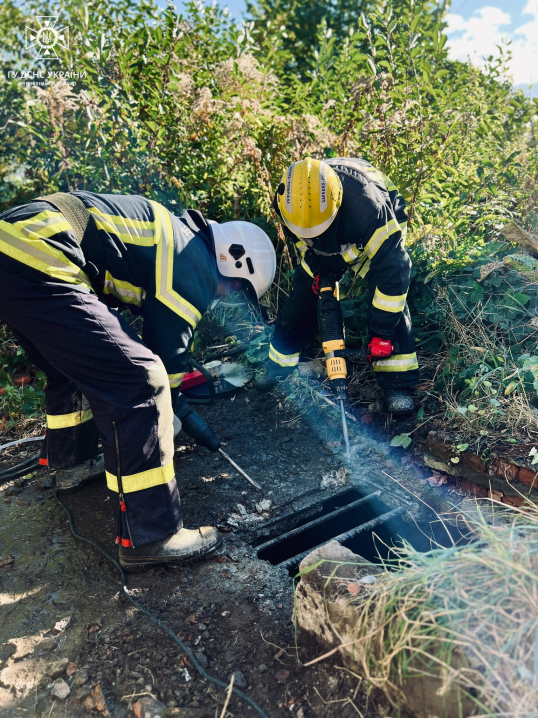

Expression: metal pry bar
xmin=279 ymin=506 xmax=405 ymax=570
xmin=340 ymin=398 xmax=351 ymax=457
xmin=218 ymin=448 xmax=263 ymax=491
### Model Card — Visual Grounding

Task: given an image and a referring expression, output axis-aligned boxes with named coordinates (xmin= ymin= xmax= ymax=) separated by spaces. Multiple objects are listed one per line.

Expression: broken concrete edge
xmin=425 ymin=431 xmax=538 ymax=506
xmin=294 ymin=541 xmax=478 ymax=718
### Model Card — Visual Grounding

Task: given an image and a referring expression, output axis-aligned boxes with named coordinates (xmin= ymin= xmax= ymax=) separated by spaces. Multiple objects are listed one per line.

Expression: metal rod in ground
xmin=256 ymin=491 xmax=382 ymax=553
xmin=340 ymin=399 xmax=351 ymax=457
xmin=218 ymin=448 xmax=263 ymax=491
xmin=256 ymin=486 xmax=357 ymax=534
xmin=279 ymin=506 xmax=405 ymax=570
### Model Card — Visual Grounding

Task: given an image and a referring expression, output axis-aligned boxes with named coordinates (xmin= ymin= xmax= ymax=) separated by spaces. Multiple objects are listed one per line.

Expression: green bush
xmin=1 ymin=0 xmax=538 ymax=432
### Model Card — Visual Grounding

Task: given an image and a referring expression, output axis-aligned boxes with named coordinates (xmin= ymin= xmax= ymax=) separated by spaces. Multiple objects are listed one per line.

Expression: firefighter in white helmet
xmin=0 ymin=191 xmax=275 ymax=568
xmin=255 ymin=157 xmax=419 ymax=414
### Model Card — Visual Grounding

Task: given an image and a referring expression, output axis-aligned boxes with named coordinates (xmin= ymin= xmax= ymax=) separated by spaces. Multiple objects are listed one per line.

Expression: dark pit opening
xmin=252 ymin=488 xmax=366 ymax=547
xmin=256 ymin=488 xmax=388 ymax=566
xmin=256 ymin=488 xmax=470 ymax=575
xmin=343 ymin=512 xmax=468 ymax=567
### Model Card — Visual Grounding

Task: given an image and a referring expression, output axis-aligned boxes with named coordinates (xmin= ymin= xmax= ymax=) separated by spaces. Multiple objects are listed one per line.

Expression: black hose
xmin=185 ymin=357 xmax=216 ymax=405
xmin=54 ymin=489 xmax=268 ymax=718
xmin=0 ymin=454 xmax=41 ymax=483
xmin=0 ymin=453 xmax=40 ymax=475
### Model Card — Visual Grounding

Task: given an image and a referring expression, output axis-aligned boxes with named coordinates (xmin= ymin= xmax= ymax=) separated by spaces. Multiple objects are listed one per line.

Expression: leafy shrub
xmin=1 ymin=0 xmax=537 ymax=435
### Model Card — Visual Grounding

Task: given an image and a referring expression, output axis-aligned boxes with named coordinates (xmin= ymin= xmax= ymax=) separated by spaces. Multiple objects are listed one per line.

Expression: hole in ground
xmin=344 ymin=513 xmax=469 ymax=568
xmin=252 ymin=488 xmax=368 ymax=548
xmin=256 ymin=488 xmax=469 ymax=574
xmin=257 ymin=489 xmax=388 ymax=566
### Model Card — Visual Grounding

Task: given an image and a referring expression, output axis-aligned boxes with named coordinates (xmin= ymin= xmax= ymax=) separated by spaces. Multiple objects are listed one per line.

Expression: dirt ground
xmin=0 ymin=328 xmax=472 ymax=718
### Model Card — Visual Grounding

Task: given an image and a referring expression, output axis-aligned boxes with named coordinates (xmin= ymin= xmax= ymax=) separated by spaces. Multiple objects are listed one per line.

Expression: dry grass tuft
xmin=343 ymin=501 xmax=538 ymax=716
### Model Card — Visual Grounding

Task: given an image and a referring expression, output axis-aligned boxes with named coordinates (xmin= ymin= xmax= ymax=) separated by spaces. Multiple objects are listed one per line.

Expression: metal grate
xmin=255 ymin=486 xmax=408 ymax=572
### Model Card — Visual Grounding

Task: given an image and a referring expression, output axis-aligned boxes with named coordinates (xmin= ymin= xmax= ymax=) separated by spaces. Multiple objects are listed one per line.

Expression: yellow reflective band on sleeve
xmin=269 ymin=344 xmax=300 ymax=367
xmin=356 ymin=258 xmax=371 ymax=277
xmin=295 ymin=240 xmax=308 ymax=257
xmin=373 ymin=353 xmax=418 ymax=372
xmin=341 ymin=244 xmax=363 ymax=264
xmin=363 ymin=218 xmax=401 ymax=261
xmin=295 ymin=240 xmax=315 ymax=276
xmin=300 ymin=258 xmax=314 ymax=278
xmin=106 ymin=460 xmax=175 ymax=493
xmin=400 ymin=221 xmax=408 ymax=243
xmin=47 ymin=408 xmax=93 ymax=429
xmin=372 ymin=288 xmax=407 ymax=314
xmin=0 ymin=220 xmax=93 ymax=289
xmin=88 ymin=207 xmax=155 ymax=245
xmin=15 ymin=210 xmax=72 ymax=239
xmin=102 ymin=270 xmax=146 ymax=306
xmin=151 ymin=201 xmax=203 ymax=328
xmin=168 ymin=372 xmax=185 ymax=389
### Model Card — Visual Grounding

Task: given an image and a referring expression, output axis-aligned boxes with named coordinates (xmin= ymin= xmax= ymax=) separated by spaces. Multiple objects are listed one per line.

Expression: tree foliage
xmin=1 ymin=0 xmax=538 ymax=431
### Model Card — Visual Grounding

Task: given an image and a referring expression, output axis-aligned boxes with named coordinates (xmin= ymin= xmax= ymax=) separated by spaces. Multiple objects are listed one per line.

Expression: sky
xmin=445 ymin=0 xmax=538 ymax=93
xmin=170 ymin=0 xmax=537 ymax=95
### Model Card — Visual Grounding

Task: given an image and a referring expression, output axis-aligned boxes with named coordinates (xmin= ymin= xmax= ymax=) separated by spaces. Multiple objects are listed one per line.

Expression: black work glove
xmin=174 ymin=394 xmax=221 ymax=453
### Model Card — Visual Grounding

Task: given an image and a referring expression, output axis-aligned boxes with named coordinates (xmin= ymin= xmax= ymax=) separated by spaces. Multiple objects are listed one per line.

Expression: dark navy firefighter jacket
xmin=0 ymin=191 xmax=218 ymax=402
xmin=276 ymin=157 xmax=411 ymax=340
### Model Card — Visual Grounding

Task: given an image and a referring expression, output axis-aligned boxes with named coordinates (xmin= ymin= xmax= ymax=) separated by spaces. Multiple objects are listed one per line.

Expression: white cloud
xmin=445 ymin=3 xmax=538 ymax=89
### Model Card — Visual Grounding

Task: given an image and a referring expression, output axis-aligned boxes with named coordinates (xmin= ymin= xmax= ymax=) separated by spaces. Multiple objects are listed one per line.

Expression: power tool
xmin=316 ymin=273 xmax=351 ymax=457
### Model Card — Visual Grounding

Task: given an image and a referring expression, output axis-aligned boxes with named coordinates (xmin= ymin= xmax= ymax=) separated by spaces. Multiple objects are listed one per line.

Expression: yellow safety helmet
xmin=275 ymin=158 xmax=343 ymax=239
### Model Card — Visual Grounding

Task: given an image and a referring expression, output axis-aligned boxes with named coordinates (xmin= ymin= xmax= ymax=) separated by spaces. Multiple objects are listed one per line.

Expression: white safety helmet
xmin=209 ymin=221 xmax=276 ymax=300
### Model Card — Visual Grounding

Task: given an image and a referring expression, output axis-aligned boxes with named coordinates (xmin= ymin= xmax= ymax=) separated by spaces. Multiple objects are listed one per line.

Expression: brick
xmin=502 ymin=495 xmax=525 ymax=507
xmin=458 ymin=478 xmax=474 ymax=494
xmin=492 ymin=460 xmax=518 ymax=482
xmin=517 ymin=467 xmax=538 ymax=489
xmin=460 ymin=452 xmax=486 ymax=473
xmin=426 ymin=432 xmax=453 ymax=462
xmin=458 ymin=478 xmax=487 ymax=498
xmin=487 ymin=490 xmax=503 ymax=501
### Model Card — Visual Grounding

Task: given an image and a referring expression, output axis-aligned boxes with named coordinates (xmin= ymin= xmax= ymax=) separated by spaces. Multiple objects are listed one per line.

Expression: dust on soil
xmin=0 ymin=319 xmax=466 ymax=718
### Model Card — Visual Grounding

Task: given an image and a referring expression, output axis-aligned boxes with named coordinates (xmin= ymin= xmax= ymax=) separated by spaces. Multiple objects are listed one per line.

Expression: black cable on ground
xmin=54 ymin=489 xmax=269 ymax=718
xmin=0 ymin=454 xmax=41 ymax=484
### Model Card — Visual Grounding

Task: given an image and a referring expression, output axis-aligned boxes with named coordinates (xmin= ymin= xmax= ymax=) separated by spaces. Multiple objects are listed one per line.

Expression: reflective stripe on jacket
xmin=0 ymin=192 xmax=218 ymax=395
xmin=276 ymin=157 xmax=410 ymax=339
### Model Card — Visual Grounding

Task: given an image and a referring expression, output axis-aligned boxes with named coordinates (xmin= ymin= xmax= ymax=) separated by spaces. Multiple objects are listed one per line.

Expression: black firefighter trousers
xmin=0 ymin=266 xmax=181 ymax=547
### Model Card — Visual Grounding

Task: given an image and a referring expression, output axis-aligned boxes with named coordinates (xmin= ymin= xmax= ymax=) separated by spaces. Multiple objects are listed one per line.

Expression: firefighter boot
xmin=384 ymin=389 xmax=414 ymax=415
xmin=253 ymin=362 xmax=294 ymax=391
xmin=55 ymin=453 xmax=105 ymax=494
xmin=119 ymin=527 xmax=223 ymax=570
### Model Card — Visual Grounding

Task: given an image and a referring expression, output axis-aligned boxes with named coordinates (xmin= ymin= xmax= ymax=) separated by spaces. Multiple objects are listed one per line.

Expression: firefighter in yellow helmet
xmin=255 ymin=157 xmax=419 ymax=414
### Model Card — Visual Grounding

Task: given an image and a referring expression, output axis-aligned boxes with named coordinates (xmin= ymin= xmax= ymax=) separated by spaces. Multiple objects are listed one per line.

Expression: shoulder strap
xmin=38 ymin=192 xmax=93 ymax=245
xmin=39 ymin=192 xmax=105 ymax=288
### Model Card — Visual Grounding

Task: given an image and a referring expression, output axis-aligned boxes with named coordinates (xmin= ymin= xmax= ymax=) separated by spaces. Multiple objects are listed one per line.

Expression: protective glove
xmin=174 ymin=394 xmax=221 ymax=452
xmin=367 ymin=337 xmax=394 ymax=364
xmin=173 ymin=415 xmax=182 ymax=438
